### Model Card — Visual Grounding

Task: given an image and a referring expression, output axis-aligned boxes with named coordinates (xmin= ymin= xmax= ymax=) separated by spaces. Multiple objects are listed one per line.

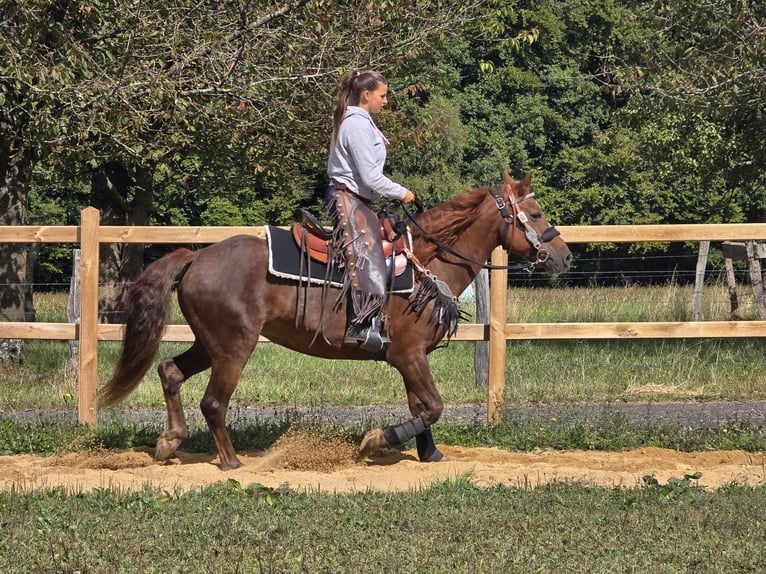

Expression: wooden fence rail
xmin=3 ymin=207 xmax=766 ymax=424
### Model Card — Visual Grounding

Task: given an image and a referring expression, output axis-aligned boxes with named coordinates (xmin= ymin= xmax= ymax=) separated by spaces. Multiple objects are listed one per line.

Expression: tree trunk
xmin=0 ymin=141 xmax=35 ymax=362
xmin=90 ymin=161 xmax=153 ymax=323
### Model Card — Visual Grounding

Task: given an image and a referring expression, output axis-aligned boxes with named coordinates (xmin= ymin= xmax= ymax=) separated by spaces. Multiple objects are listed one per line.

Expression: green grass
xmin=5 ymin=286 xmax=766 ymax=572
xmin=4 ymin=336 xmax=766 ymax=411
xmin=5 ymin=413 xmax=766 ymax=572
xmin=2 ymin=479 xmax=766 ymax=573
xmin=3 ymin=406 xmax=765 ymax=458
xmin=503 ymin=281 xmax=759 ymax=323
xmin=3 ymin=284 xmax=766 ymax=411
xmin=0 ymin=287 xmax=766 ymax=573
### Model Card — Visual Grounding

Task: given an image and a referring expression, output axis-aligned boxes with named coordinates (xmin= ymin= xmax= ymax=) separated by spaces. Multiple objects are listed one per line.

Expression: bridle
xmin=487 ymin=184 xmax=561 ymax=270
xmin=402 ymin=184 xmax=561 ymax=272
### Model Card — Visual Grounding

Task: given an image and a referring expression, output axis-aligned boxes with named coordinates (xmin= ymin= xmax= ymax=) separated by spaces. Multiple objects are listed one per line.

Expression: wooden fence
xmin=2 ymin=207 xmax=766 ymax=425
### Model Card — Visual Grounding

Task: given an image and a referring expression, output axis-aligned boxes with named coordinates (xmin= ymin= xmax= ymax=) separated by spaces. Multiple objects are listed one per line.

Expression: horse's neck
xmin=418 ymin=210 xmax=499 ymax=297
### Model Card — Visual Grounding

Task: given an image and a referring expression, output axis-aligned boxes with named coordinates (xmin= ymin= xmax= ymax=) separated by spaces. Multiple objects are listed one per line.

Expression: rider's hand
xmin=402 ymin=189 xmax=416 ymax=203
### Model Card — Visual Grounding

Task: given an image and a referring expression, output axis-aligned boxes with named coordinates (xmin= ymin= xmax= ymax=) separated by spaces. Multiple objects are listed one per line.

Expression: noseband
xmin=488 ymin=185 xmax=561 ymax=270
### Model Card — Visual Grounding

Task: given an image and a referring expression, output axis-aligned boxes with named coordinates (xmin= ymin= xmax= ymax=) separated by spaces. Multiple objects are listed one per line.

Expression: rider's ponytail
xmin=331 ymin=70 xmax=387 ymax=148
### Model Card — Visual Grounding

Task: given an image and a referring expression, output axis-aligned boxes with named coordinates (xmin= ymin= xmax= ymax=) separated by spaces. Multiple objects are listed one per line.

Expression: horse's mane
xmin=411 ymin=186 xmax=490 ymax=264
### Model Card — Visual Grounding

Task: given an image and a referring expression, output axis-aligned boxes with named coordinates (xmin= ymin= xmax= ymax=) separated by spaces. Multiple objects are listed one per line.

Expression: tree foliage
xmin=620 ymin=0 xmax=766 ymax=221
xmin=1 ymin=0 xmax=487 ymax=329
xmin=2 ymin=0 xmax=765 ymax=305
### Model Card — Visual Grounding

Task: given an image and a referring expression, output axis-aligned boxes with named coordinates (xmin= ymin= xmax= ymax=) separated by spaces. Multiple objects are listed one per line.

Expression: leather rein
xmin=401 ymin=185 xmax=561 ymax=272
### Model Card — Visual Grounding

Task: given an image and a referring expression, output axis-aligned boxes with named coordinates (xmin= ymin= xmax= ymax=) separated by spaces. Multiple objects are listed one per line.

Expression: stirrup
xmin=344 ymin=317 xmax=389 ymax=352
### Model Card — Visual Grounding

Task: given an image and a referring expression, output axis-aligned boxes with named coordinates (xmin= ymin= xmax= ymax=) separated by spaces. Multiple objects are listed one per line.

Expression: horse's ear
xmin=520 ymin=171 xmax=532 ymax=190
xmin=502 ymin=170 xmax=512 ymax=185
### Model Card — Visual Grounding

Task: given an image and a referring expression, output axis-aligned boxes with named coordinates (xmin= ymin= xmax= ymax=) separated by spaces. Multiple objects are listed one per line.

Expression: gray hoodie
xmin=327 ymin=106 xmax=407 ymax=202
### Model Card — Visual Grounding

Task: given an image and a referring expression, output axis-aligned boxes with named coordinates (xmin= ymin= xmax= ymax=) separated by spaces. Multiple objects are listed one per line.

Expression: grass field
xmin=3 ymin=479 xmax=765 ymax=573
xmin=2 ymin=284 xmax=766 ymax=573
xmin=2 ymin=408 xmax=766 ymax=573
xmin=2 ymin=283 xmax=765 ymax=411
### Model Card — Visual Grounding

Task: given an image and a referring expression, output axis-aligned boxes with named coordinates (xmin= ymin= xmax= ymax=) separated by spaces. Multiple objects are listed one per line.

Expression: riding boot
xmin=344 ymin=316 xmax=390 ymax=352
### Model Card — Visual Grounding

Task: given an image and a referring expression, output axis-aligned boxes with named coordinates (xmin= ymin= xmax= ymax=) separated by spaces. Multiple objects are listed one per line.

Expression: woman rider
xmin=326 ymin=70 xmax=416 ymax=352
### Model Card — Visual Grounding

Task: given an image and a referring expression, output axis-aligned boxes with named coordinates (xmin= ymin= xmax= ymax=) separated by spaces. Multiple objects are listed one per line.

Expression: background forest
xmin=1 ymin=1 xmax=765 ymax=329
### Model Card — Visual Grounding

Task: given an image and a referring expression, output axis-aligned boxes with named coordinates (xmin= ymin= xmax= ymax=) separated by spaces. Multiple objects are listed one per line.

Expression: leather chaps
xmin=333 ymin=189 xmax=388 ymax=326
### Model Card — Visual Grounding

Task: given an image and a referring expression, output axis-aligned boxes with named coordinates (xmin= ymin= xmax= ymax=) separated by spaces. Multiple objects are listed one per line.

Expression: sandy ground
xmin=2 ymin=429 xmax=764 ymax=494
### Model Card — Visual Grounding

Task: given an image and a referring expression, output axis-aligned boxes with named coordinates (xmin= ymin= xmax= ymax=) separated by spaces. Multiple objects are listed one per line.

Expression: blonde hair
xmin=331 ymin=70 xmax=387 ymax=147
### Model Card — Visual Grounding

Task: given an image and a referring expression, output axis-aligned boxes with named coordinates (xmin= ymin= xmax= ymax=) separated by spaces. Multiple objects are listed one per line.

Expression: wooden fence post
xmin=67 ymin=249 xmax=81 ymax=377
xmin=487 ymin=247 xmax=508 ymax=425
xmin=746 ymin=241 xmax=766 ymax=319
xmin=693 ymin=241 xmax=710 ymax=321
xmin=473 ymin=269 xmax=489 ymax=388
xmin=724 ymin=258 xmax=740 ymax=316
xmin=78 ymin=208 xmax=100 ymax=425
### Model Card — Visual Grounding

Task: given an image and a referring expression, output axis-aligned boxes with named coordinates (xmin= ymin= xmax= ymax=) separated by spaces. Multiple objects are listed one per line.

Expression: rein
xmin=400 ymin=185 xmax=560 ymax=272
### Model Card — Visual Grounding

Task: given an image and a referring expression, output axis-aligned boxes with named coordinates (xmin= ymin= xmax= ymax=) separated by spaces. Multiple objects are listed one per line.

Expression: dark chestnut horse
xmin=102 ymin=172 xmax=572 ymax=469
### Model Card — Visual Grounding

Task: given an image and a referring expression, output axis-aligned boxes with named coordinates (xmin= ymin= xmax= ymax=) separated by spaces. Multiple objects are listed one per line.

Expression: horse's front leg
xmin=200 ymin=360 xmax=248 ymax=471
xmin=359 ymin=354 xmax=445 ymax=462
xmin=406 ymin=390 xmax=444 ymax=462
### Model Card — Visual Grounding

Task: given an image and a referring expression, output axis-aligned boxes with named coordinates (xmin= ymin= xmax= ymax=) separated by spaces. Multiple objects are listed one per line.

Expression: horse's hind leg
xmin=155 ymin=341 xmax=211 ymax=461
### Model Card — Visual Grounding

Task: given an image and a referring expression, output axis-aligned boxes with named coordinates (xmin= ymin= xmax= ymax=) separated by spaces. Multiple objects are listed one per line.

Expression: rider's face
xmin=360 ymin=84 xmax=388 ymax=115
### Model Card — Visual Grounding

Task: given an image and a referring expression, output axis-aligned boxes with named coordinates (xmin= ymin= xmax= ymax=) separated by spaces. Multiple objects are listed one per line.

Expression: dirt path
xmin=2 ymin=430 xmax=764 ymax=494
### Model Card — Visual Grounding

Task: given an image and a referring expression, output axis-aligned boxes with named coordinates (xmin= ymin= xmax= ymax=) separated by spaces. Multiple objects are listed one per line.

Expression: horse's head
xmin=493 ymin=171 xmax=572 ymax=274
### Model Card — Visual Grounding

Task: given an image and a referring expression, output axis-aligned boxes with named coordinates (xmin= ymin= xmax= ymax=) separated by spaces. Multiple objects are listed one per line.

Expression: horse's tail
xmin=100 ymin=248 xmax=196 ymax=407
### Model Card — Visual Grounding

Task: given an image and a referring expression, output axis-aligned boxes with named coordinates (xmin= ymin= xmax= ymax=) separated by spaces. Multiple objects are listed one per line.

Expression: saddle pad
xmin=265 ymin=226 xmax=414 ymax=293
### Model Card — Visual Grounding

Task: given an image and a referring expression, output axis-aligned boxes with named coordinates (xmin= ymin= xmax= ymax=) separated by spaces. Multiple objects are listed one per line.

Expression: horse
xmin=101 ymin=171 xmax=572 ymax=470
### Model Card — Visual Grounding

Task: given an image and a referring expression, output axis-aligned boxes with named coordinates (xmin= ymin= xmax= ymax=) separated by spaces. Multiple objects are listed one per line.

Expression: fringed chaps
xmin=332 ymin=190 xmax=387 ymax=325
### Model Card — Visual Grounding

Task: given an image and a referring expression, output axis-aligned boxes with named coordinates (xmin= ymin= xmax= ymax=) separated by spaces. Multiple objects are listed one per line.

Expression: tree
xmin=619 ymin=0 xmax=766 ymax=220
xmin=1 ymin=0 xmax=490 ymax=338
xmin=0 ymin=0 xmax=76 ymax=359
xmin=386 ymin=95 xmax=470 ymax=207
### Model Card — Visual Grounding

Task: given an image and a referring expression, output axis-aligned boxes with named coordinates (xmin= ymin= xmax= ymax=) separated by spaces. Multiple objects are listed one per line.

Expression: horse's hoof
xmin=423 ymin=450 xmax=448 ymax=463
xmin=154 ymin=436 xmax=182 ymax=461
xmin=357 ymin=429 xmax=388 ymax=460
xmin=219 ymin=458 xmax=243 ymax=471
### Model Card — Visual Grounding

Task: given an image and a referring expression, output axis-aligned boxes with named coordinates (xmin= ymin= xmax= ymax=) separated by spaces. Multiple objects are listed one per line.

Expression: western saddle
xmin=291 ymin=209 xmax=408 ymax=274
